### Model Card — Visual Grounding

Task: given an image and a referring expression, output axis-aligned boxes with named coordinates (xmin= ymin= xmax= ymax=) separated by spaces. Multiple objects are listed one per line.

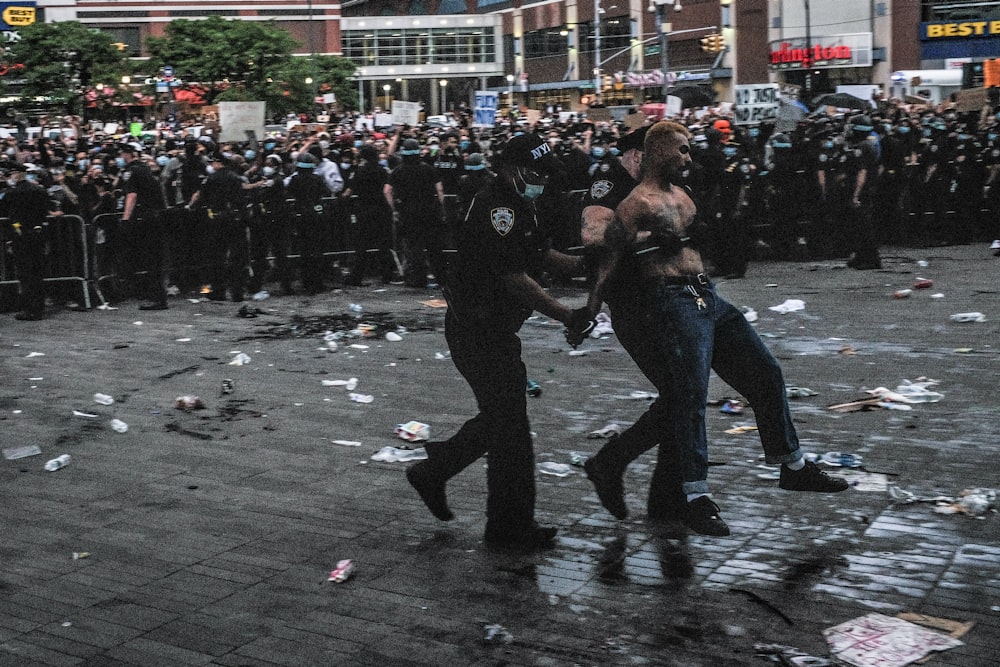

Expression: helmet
xmin=400 ymin=138 xmax=421 ymax=156
xmin=849 ymin=114 xmax=874 ymax=132
xmin=770 ymin=133 xmax=792 ymax=149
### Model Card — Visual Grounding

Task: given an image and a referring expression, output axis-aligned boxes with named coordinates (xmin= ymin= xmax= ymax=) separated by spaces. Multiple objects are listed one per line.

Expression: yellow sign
xmin=2 ymin=6 xmax=36 ymax=27
xmin=922 ymin=20 xmax=1000 ymax=39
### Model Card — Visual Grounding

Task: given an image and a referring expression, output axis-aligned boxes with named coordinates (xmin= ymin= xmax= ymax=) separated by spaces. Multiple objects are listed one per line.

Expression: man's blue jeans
xmin=601 ymin=277 xmax=803 ymax=496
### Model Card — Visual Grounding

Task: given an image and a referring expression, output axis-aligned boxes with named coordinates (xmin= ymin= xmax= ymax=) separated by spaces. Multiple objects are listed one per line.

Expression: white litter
xmin=768 ymin=299 xmax=806 ymax=314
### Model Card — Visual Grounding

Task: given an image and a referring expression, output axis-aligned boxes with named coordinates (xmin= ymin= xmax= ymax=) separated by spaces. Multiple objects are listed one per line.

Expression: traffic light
xmin=602 ymin=74 xmax=612 ymax=90
xmin=700 ymin=34 xmax=725 ymax=53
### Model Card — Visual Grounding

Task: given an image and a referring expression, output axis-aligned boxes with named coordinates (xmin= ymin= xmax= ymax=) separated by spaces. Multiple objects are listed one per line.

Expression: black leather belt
xmin=652 ymin=273 xmax=710 ymax=286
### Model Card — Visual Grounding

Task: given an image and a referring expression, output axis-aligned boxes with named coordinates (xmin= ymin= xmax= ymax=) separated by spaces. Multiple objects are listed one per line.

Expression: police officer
xmin=284 ymin=152 xmax=331 ymax=294
xmin=386 ymin=138 xmax=448 ymax=288
xmin=343 ymin=145 xmax=395 ymax=286
xmin=841 ymin=114 xmax=881 ymax=269
xmin=247 ymin=154 xmax=292 ymax=296
xmin=404 ymin=132 xmax=588 ymax=551
xmin=4 ymin=163 xmax=57 ymax=320
xmin=120 ymin=142 xmax=169 ymax=309
xmin=188 ymin=153 xmax=250 ymax=301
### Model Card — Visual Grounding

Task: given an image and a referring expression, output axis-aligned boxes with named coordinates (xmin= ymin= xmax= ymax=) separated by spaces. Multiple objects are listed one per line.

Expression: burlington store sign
xmin=769 ymin=33 xmax=872 ymax=70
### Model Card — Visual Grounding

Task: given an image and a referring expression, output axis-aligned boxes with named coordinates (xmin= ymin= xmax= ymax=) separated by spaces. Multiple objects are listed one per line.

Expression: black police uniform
xmin=198 ymin=163 xmax=249 ymax=301
xmin=120 ymin=153 xmax=168 ymax=307
xmin=285 ymin=166 xmax=332 ymax=294
xmin=247 ymin=169 xmax=292 ymax=295
xmin=388 ymin=156 xmax=447 ymax=288
xmin=841 ymin=135 xmax=881 ymax=268
xmin=5 ymin=176 xmax=52 ymax=319
xmin=345 ymin=161 xmax=395 ymax=285
xmin=423 ymin=176 xmax=545 ymax=540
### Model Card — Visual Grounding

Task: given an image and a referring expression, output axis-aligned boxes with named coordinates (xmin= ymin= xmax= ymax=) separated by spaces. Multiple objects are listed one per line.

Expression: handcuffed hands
xmin=564 ymin=307 xmax=597 ymax=348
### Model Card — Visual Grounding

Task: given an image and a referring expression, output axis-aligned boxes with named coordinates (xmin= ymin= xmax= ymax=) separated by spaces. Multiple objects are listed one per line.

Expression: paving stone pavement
xmin=1 ymin=245 xmax=998 ymax=666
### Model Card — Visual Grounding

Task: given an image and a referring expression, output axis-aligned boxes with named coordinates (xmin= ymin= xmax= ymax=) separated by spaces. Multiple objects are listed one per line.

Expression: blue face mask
xmin=264 ymin=142 xmax=276 ymax=151
xmin=460 ymin=140 xmax=470 ymax=151
xmin=591 ymin=147 xmax=605 ymax=158
xmin=354 ymin=140 xmax=363 ymax=148
xmin=923 ymin=129 xmax=932 ymax=138
xmin=748 ymin=128 xmax=760 ymax=138
xmin=78 ymin=159 xmax=89 ymax=169
xmin=25 ymin=173 xmax=37 ymax=182
xmin=823 ymin=140 xmax=834 ymax=149
xmin=156 ymin=155 xmax=169 ymax=166
xmin=522 ymin=183 xmax=544 ymax=200
xmin=897 ymin=126 xmax=910 ymax=134
xmin=378 ymin=159 xmax=388 ymax=168
xmin=989 ymin=133 xmax=998 ymax=141
xmin=609 ymin=147 xmax=620 ymax=157
xmin=115 ymin=157 xmax=126 ymax=168
xmin=723 ymin=147 xmax=738 ymax=158
xmin=244 ymin=150 xmax=256 ymax=160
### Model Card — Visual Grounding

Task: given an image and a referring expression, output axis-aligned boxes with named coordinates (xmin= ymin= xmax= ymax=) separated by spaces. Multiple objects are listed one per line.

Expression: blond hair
xmin=644 ymin=120 xmax=691 ymax=153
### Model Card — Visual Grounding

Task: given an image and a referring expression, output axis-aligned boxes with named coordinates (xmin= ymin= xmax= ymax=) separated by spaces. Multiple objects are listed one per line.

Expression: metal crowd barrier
xmin=1 ymin=214 xmax=94 ymax=310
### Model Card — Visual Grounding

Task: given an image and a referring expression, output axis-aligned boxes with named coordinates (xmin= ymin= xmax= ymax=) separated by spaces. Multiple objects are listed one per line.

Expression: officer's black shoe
xmin=138 ymin=302 xmax=168 ymax=311
xmin=406 ymin=461 xmax=453 ymax=521
xmin=14 ymin=311 xmax=43 ymax=321
xmin=680 ymin=496 xmax=730 ymax=537
xmin=484 ymin=523 xmax=557 ymax=552
xmin=583 ymin=455 xmax=628 ymax=519
xmin=779 ymin=460 xmax=849 ymax=492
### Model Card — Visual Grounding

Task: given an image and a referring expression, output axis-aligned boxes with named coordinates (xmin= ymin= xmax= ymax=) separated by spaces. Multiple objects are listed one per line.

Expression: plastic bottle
xmin=110 ymin=419 xmax=129 ymax=433
xmin=93 ymin=393 xmax=114 ymax=405
xmin=44 ymin=454 xmax=71 ymax=471
xmin=526 ymin=380 xmax=542 ymax=397
xmin=950 ymin=312 xmax=986 ymax=323
xmin=348 ymin=303 xmax=363 ymax=318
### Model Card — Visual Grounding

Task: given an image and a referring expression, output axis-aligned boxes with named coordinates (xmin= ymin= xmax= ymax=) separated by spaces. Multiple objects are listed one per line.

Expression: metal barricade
xmin=1 ymin=214 xmax=94 ymax=310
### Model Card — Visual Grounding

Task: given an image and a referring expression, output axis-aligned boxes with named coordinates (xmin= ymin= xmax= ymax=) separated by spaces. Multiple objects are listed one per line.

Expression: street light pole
xmin=650 ymin=0 xmax=679 ymax=103
xmin=506 ymin=74 xmax=514 ymax=111
xmin=383 ymin=84 xmax=390 ymax=111
xmin=594 ymin=0 xmax=602 ymax=105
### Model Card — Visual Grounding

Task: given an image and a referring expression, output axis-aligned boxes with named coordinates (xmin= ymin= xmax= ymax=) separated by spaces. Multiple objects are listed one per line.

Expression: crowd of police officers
xmin=3 ymin=100 xmax=1000 ymax=319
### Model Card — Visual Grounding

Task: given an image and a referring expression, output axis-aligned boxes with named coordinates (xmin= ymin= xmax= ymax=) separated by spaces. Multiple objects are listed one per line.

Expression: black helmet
xmin=401 ymin=138 xmax=421 ymax=155
xmin=849 ymin=114 xmax=874 ymax=132
xmin=770 ymin=133 xmax=792 ymax=149
xmin=295 ymin=153 xmax=318 ymax=168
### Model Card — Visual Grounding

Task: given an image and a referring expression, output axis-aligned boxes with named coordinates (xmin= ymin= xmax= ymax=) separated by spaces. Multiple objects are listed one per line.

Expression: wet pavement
xmin=1 ymin=244 xmax=998 ymax=666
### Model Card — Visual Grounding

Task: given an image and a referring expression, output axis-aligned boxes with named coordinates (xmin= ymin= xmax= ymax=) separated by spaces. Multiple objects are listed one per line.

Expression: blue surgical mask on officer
xmin=156 ymin=155 xmax=169 ymax=167
xmin=115 ymin=157 xmax=126 ymax=168
xmin=460 ymin=140 xmax=470 ymax=151
xmin=723 ymin=146 xmax=738 ymax=158
xmin=206 ymin=165 xmax=216 ymax=175
xmin=244 ymin=150 xmax=256 ymax=160
xmin=264 ymin=142 xmax=276 ymax=151
xmin=25 ymin=173 xmax=37 ymax=182
xmin=748 ymin=127 xmax=760 ymax=138
xmin=354 ymin=140 xmax=363 ymax=148
xmin=823 ymin=140 xmax=834 ymax=149
xmin=262 ymin=166 xmax=276 ymax=177
xmin=897 ymin=126 xmax=910 ymax=134
xmin=522 ymin=183 xmax=544 ymax=200
xmin=591 ymin=147 xmax=605 ymax=159
xmin=990 ymin=133 xmax=998 ymax=142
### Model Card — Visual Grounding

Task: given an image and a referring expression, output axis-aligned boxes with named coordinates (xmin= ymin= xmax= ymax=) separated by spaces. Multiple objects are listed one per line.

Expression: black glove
xmin=564 ymin=307 xmax=597 ymax=348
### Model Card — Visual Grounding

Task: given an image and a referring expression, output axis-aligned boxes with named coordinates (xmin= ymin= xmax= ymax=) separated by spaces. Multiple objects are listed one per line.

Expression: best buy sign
xmin=921 ymin=20 xmax=1000 ymax=39
xmin=0 ymin=3 xmax=36 ymax=31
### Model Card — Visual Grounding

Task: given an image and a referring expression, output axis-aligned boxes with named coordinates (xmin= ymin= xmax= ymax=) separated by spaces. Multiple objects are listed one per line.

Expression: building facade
xmin=23 ymin=0 xmax=1000 ymax=112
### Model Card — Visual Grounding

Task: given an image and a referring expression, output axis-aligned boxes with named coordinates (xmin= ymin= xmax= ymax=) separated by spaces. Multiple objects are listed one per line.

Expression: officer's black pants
xmin=128 ymin=210 xmax=167 ymax=305
xmin=248 ymin=213 xmax=291 ymax=293
xmin=348 ymin=203 xmax=395 ymax=284
xmin=13 ymin=227 xmax=46 ymax=316
xmin=297 ymin=213 xmax=326 ymax=294
xmin=421 ymin=309 xmax=536 ymax=536
xmin=206 ymin=213 xmax=249 ymax=300
xmin=400 ymin=216 xmax=449 ymax=288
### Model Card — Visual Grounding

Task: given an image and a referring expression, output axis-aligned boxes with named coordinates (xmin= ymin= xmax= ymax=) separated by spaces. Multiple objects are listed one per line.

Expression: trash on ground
xmin=109 ymin=419 xmax=128 ymax=433
xmin=370 ymin=446 xmax=427 ymax=463
xmin=526 ymin=380 xmax=542 ymax=397
xmin=741 ymin=306 xmax=758 ymax=322
xmin=949 ymin=312 xmax=985 ymax=323
xmin=892 ymin=289 xmax=912 ymax=299
xmin=932 ymin=488 xmax=996 ymax=516
xmin=569 ymin=451 xmax=590 ymax=467
xmin=720 ymin=399 xmax=744 ymax=414
xmin=828 ymin=397 xmax=897 ymax=413
xmin=174 ymin=395 xmax=205 ymax=411
xmin=330 ymin=439 xmax=362 ymax=447
xmin=866 ymin=386 xmax=943 ymax=404
xmin=754 ymin=642 xmax=832 ymax=665
xmin=420 ymin=298 xmax=448 ymax=308
xmin=221 ymin=379 xmax=234 ymax=395
xmin=538 ymin=462 xmax=574 ymax=477
xmin=72 ymin=552 xmax=90 ymax=560
xmin=395 ymin=421 xmax=430 ymax=442
xmin=823 ymin=612 xmax=963 ymax=667
xmin=838 ymin=346 xmax=857 ymax=355
xmin=72 ymin=410 xmax=98 ymax=419
xmin=913 ymin=278 xmax=934 ymax=289
xmin=349 ymin=393 xmax=374 ymax=403
xmin=820 ymin=452 xmax=863 ymax=468
xmin=591 ymin=312 xmax=615 ymax=337
xmin=327 ymin=559 xmax=355 ymax=583
xmin=348 ymin=343 xmax=369 ymax=350
xmin=620 ymin=390 xmax=657 ymax=400
xmin=93 ymin=393 xmax=114 ymax=405
xmin=725 ymin=425 xmax=759 ymax=435
xmin=768 ymin=299 xmax=805 ymax=314
xmin=229 ymin=352 xmax=251 ymax=365
xmin=896 ymin=612 xmax=975 ymax=640
xmin=385 ymin=331 xmax=403 ymax=342
xmin=3 ymin=445 xmax=42 ymax=460
xmin=589 ymin=423 xmax=624 ymax=439
xmin=434 ymin=352 xmax=450 ymax=360
xmin=930 ymin=292 xmax=944 ymax=298
xmin=568 ymin=349 xmax=588 ymax=356
xmin=44 ymin=454 xmax=72 ymax=471
xmin=252 ymin=290 xmax=269 ymax=301
xmin=786 ymin=386 xmax=818 ymax=398
xmin=836 ymin=470 xmax=889 ymax=492
xmin=482 ymin=624 xmax=513 ymax=645
xmin=322 ymin=377 xmax=359 ymax=390
xmin=26 ymin=352 xmax=45 ymax=358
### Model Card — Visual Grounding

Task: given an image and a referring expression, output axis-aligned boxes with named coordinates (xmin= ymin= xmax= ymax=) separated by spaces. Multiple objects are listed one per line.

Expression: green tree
xmin=3 ymin=21 xmax=129 ymax=115
xmin=145 ymin=17 xmax=299 ymax=106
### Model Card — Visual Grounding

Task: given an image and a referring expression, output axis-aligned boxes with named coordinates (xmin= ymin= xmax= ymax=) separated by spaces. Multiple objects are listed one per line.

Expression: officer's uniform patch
xmin=491 ymin=207 xmax=515 ymax=236
xmin=121 ymin=170 xmax=131 ymax=182
xmin=590 ymin=180 xmax=613 ymax=200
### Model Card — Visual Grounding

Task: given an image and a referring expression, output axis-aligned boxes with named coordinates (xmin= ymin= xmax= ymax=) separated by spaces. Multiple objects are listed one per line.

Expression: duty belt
xmin=650 ymin=273 xmax=710 ymax=287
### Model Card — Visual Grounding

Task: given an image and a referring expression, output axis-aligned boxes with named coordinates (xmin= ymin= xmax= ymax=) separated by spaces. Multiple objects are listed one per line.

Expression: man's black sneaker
xmin=583 ymin=455 xmax=627 ymax=519
xmin=779 ymin=460 xmax=850 ymax=492
xmin=680 ymin=496 xmax=730 ymax=536
xmin=406 ymin=461 xmax=453 ymax=521
xmin=484 ymin=524 xmax=557 ymax=552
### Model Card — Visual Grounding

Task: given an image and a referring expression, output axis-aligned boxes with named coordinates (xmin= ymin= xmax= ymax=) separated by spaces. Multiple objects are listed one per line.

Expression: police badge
xmin=590 ymin=180 xmax=613 ymax=200
xmin=491 ymin=207 xmax=515 ymax=236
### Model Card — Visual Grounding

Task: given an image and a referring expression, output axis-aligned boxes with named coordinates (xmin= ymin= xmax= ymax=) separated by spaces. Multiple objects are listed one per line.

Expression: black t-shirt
xmin=285 ymin=170 xmax=331 ymax=216
xmin=447 ymin=179 xmax=545 ymax=332
xmin=432 ymin=149 xmax=463 ymax=194
xmin=388 ymin=159 xmax=441 ymax=215
xmin=199 ymin=167 xmax=246 ymax=212
xmin=121 ymin=160 xmax=166 ymax=211
xmin=5 ymin=180 xmax=51 ymax=225
xmin=349 ymin=163 xmax=389 ymax=207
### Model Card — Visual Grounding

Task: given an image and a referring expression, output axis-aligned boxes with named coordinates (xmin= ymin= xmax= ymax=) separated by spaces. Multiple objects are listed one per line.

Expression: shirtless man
xmin=572 ymin=120 xmax=848 ymax=536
